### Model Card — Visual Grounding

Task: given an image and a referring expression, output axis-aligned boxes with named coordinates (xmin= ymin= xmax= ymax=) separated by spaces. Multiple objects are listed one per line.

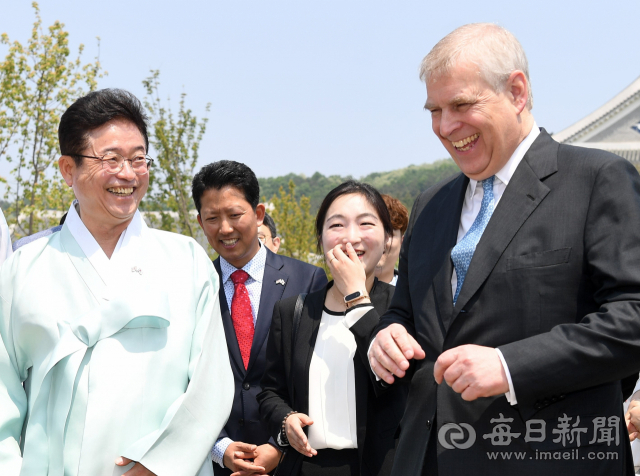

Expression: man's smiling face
xmin=61 ymin=118 xmax=149 ymax=230
xmin=425 ymin=61 xmax=525 ymax=181
xmin=197 ymin=186 xmax=265 ymax=269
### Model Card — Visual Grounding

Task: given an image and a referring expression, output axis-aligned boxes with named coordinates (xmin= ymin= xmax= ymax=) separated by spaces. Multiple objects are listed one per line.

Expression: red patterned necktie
xmin=231 ymin=270 xmax=254 ymax=369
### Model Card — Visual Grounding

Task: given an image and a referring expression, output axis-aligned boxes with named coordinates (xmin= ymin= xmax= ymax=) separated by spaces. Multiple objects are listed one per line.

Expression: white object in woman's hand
xmin=285 ymin=413 xmax=317 ymax=457
xmin=327 ymin=242 xmax=366 ymax=297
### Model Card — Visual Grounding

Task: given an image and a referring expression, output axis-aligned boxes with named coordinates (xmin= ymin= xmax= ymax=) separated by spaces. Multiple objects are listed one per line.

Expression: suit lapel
xmin=213 ymin=258 xmax=245 ymax=374
xmin=246 ymin=250 xmax=287 ymax=373
xmin=431 ymin=174 xmax=468 ymax=332
xmin=451 ymin=132 xmax=557 ymax=321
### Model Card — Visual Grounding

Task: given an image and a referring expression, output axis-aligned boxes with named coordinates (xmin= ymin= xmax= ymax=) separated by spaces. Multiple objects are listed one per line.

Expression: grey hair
xmin=419 ymin=23 xmax=533 ymax=110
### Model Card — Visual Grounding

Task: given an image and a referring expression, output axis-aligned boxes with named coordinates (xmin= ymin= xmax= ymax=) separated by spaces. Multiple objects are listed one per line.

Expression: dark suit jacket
xmin=375 ymin=130 xmax=640 ymax=476
xmin=258 ymin=280 xmax=408 ymax=476
xmin=12 ymin=225 xmax=62 ymax=251
xmin=213 ymin=249 xmax=327 ymax=475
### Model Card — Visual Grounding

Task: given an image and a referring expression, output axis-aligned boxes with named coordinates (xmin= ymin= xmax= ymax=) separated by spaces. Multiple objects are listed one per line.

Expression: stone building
xmin=552 ymin=75 xmax=640 ymax=164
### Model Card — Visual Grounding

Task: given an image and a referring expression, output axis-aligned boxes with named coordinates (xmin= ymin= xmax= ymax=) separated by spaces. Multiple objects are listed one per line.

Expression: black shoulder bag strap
xmin=274 ymin=293 xmax=307 ymax=476
xmin=291 ymin=293 xmax=307 ymax=355
xmin=289 ymin=292 xmax=307 ymax=403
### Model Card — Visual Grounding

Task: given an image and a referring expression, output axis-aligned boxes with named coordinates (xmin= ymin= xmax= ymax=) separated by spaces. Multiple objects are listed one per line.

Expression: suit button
xmin=243 ymin=383 xmax=250 ymax=390
xmin=239 ymin=418 xmax=244 ymax=425
xmin=534 ymin=403 xmax=542 ymax=410
xmin=551 ymin=396 xmax=558 ymax=403
xmin=426 ymin=420 xmax=432 ymax=430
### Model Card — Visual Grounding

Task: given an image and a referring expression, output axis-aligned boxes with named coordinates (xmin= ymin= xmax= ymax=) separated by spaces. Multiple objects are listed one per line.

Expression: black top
xmin=258 ymin=279 xmax=408 ymax=476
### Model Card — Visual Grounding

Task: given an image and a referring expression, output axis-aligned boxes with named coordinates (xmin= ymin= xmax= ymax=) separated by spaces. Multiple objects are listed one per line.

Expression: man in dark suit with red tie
xmin=193 ymin=160 xmax=327 ymax=475
xmin=369 ymin=23 xmax=640 ymax=475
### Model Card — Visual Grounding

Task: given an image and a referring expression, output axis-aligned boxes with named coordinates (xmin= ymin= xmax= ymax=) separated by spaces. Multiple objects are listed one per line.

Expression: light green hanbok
xmin=0 ymin=208 xmax=233 ymax=476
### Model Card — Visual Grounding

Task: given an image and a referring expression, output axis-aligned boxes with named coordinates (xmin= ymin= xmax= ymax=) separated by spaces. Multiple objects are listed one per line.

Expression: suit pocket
xmin=507 ymin=247 xmax=571 ymax=271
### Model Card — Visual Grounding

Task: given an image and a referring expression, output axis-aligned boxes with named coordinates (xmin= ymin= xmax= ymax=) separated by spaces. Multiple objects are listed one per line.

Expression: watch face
xmin=345 ymin=291 xmax=362 ymax=302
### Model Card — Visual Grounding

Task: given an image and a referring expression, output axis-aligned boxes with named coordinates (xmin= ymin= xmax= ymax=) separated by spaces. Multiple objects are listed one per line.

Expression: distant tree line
xmin=259 ymin=159 xmax=460 ymax=214
xmin=258 ymin=161 xmax=460 ymax=274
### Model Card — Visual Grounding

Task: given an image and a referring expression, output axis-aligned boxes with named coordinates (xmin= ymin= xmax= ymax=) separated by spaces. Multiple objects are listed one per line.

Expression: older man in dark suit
xmin=369 ymin=23 xmax=640 ymax=476
xmin=193 ymin=160 xmax=327 ymax=476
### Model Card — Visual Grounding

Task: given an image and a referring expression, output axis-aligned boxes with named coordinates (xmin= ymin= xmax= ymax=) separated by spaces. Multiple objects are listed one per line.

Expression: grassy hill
xmin=259 ymin=158 xmax=459 ymax=213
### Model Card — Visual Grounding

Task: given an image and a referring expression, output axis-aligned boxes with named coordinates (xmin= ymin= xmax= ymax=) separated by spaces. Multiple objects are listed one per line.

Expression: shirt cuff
xmin=631 ymin=373 xmax=640 ymax=400
xmin=211 ymin=437 xmax=234 ymax=468
xmin=495 ymin=348 xmax=517 ymax=405
xmin=343 ymin=305 xmax=373 ymax=328
xmin=368 ymin=337 xmax=382 ymax=381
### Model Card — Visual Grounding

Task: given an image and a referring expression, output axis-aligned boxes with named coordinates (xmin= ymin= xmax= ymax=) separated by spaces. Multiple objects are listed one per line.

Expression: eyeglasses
xmin=258 ymin=232 xmax=274 ymax=244
xmin=73 ymin=153 xmax=153 ymax=175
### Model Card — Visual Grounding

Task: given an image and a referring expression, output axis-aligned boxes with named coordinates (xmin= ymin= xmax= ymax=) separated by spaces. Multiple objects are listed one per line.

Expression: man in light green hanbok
xmin=0 ymin=89 xmax=234 ymax=476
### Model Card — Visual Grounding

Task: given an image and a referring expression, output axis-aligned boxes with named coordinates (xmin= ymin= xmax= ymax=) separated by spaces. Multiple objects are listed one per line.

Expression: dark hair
xmin=314 ymin=180 xmax=393 ymax=252
xmin=381 ymin=194 xmax=409 ymax=235
xmin=262 ymin=213 xmax=277 ymax=238
xmin=192 ymin=160 xmax=260 ymax=213
xmin=59 ymin=89 xmax=149 ymax=165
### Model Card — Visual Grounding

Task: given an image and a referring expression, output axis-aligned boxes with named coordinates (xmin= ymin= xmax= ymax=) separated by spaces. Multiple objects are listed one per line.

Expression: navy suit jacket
xmin=213 ymin=248 xmax=327 ymax=472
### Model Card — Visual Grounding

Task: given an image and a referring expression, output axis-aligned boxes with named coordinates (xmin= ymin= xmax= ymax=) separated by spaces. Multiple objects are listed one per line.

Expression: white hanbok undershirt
xmin=65 ymin=200 xmax=142 ymax=289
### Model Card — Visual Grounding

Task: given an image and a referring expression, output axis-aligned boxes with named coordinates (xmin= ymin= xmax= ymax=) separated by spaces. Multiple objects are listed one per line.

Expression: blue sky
xmin=2 ymin=0 xmax=640 ymax=180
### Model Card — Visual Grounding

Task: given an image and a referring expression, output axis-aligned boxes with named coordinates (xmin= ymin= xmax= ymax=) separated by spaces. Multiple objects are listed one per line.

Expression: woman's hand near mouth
xmin=327 ymin=242 xmax=367 ymax=297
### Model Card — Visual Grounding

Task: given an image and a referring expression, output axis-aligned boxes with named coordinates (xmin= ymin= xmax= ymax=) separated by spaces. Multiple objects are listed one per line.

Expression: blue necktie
xmin=451 ymin=176 xmax=495 ymax=305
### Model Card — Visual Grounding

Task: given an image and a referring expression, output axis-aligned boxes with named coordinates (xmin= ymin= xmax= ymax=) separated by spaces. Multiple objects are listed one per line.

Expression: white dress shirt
xmin=0 ymin=207 xmax=13 ymax=267
xmin=451 ymin=124 xmax=540 ymax=294
xmin=212 ymin=243 xmax=267 ymax=466
xmin=307 ymin=304 xmax=372 ymax=450
xmin=452 ymin=123 xmax=540 ymax=406
xmin=219 ymin=243 xmax=267 ymax=325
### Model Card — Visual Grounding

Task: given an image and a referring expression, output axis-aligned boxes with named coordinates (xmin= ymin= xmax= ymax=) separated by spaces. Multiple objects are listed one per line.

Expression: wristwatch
xmin=344 ymin=290 xmax=369 ymax=308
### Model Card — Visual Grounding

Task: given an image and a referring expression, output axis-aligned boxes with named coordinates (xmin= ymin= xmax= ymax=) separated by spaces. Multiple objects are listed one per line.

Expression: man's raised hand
xmin=625 ymin=401 xmax=640 ymax=441
xmin=433 ymin=344 xmax=509 ymax=401
xmin=368 ymin=323 xmax=425 ymax=384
